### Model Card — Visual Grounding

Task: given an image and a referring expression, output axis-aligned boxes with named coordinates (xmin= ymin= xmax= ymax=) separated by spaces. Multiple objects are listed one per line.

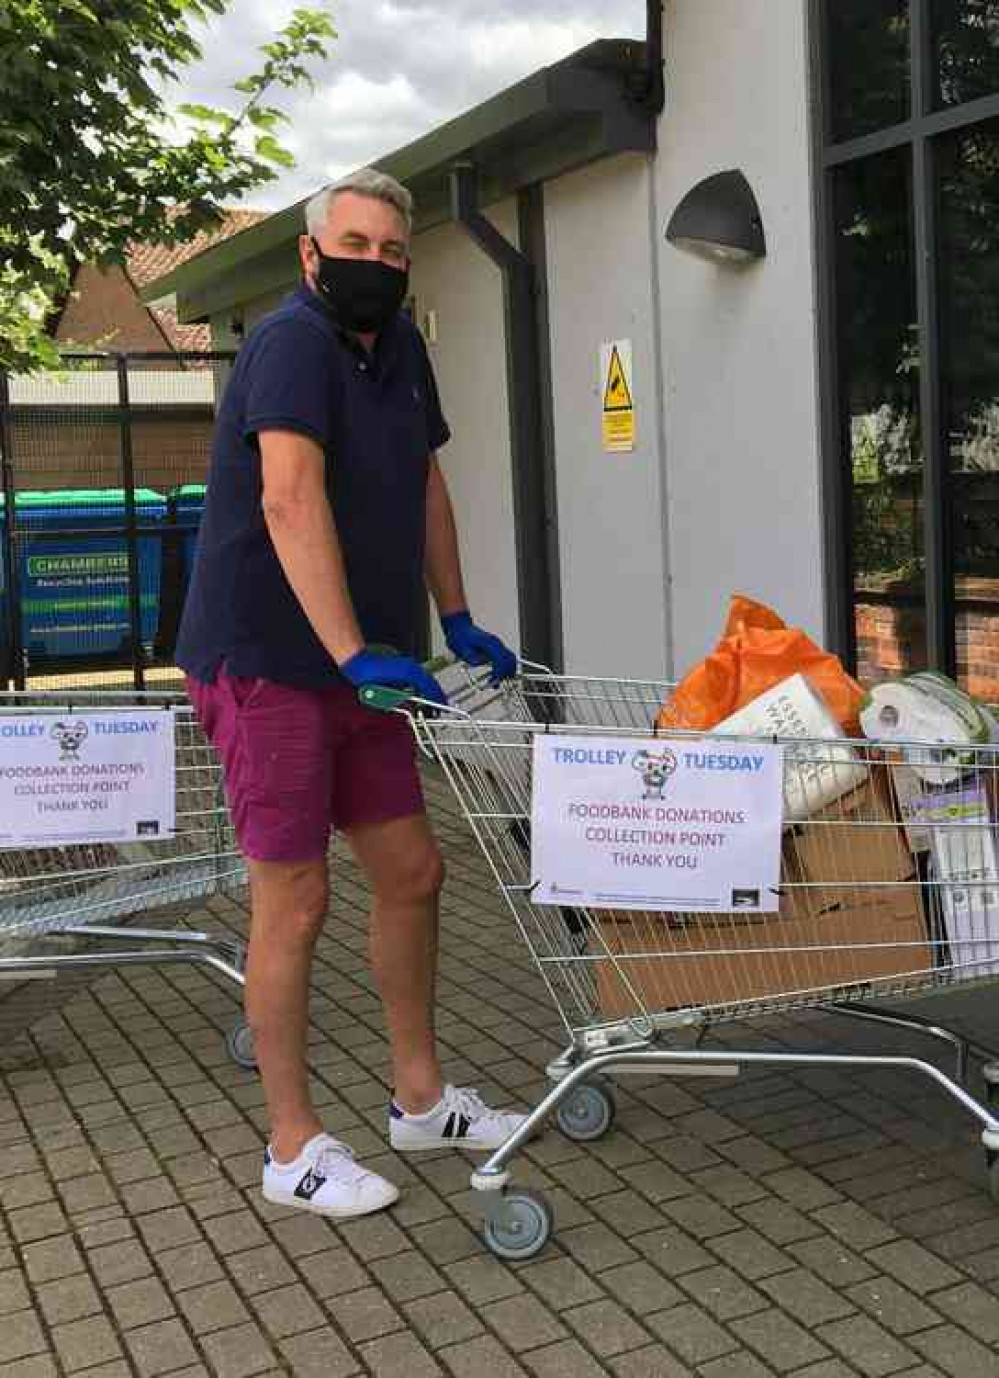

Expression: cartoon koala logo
xmin=51 ymin=720 xmax=89 ymax=761
xmin=632 ymin=747 xmax=678 ymax=800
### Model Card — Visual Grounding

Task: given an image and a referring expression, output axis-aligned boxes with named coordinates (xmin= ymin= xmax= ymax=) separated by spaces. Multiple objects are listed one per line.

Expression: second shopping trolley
xmin=370 ymin=662 xmax=999 ymax=1259
xmin=0 ymin=689 xmax=253 ymax=1065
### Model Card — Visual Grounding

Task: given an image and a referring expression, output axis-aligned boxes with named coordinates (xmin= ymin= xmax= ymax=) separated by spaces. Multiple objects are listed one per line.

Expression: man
xmin=177 ymin=168 xmax=527 ymax=1219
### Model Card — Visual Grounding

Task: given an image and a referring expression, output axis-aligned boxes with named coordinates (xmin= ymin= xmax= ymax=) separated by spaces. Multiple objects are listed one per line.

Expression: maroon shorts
xmin=187 ymin=670 xmax=425 ymax=863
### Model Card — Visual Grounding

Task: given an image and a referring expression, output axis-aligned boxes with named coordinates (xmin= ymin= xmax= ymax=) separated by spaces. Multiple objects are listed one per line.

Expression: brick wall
xmin=8 ymin=414 xmax=213 ymax=494
xmin=55 ymin=266 xmax=169 ymax=352
xmin=20 ymin=261 xmax=222 ymax=495
xmin=856 ymin=577 xmax=999 ymax=701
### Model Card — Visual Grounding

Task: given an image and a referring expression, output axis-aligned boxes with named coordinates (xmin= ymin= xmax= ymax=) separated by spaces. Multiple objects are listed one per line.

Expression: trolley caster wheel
xmin=556 ymin=1082 xmax=616 ymax=1143
xmin=483 ymin=1190 xmax=554 ymax=1261
xmin=225 ymin=1021 xmax=257 ymax=1071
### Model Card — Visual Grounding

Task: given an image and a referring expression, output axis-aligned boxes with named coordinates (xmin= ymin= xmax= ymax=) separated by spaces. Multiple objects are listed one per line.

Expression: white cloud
xmin=463 ymin=18 xmax=603 ymax=71
xmin=173 ymin=1 xmax=646 ymax=209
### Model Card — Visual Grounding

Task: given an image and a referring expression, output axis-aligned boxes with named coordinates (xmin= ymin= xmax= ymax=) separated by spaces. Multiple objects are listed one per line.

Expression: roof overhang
xmin=141 ymin=39 xmax=656 ymax=325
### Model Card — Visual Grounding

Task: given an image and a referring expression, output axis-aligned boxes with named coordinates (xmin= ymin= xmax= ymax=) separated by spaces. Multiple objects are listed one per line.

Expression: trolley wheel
xmin=225 ymin=1020 xmax=257 ymax=1071
xmin=556 ymin=1082 xmax=616 ymax=1143
xmin=483 ymin=1190 xmax=553 ymax=1261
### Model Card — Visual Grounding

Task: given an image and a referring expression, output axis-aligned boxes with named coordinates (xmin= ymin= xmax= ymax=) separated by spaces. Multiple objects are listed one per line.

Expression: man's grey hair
xmin=305 ymin=169 xmax=414 ymax=238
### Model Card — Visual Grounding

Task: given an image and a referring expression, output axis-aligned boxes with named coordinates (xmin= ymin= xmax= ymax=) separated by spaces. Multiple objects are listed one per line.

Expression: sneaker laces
xmin=444 ymin=1085 xmax=515 ymax=1128
xmin=312 ymin=1136 xmax=373 ymax=1185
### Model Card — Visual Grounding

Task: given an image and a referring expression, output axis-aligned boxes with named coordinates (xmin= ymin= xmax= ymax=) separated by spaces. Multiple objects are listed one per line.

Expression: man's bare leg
xmin=245 ymin=856 xmax=328 ymax=1162
xmin=346 ymin=813 xmax=444 ymax=1113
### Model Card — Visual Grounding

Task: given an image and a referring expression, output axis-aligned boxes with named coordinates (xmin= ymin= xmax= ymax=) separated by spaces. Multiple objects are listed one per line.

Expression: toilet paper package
xmin=907 ymin=781 xmax=999 ymax=977
xmin=714 ymin=673 xmax=868 ymax=822
xmin=860 ymin=672 xmax=996 ymax=786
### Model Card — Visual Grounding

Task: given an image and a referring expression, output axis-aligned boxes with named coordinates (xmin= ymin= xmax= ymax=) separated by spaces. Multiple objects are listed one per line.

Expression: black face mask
xmin=310 ymin=239 xmax=409 ymax=333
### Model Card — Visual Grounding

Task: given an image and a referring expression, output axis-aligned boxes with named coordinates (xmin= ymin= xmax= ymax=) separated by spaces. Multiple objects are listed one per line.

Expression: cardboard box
xmin=593 ymin=769 xmax=931 ymax=1016
xmin=786 ymin=765 xmax=915 ymax=917
xmin=595 ymin=889 xmax=932 ymax=1014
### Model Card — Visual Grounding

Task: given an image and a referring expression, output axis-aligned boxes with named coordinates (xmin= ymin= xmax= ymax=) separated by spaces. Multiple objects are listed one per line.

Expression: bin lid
xmin=172 ymin=484 xmax=207 ymax=504
xmin=0 ymin=488 xmax=167 ymax=519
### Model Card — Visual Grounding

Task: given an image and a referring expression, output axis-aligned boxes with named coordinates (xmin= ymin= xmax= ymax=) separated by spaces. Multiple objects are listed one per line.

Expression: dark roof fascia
xmin=141 ymin=39 xmax=655 ymax=321
xmin=177 ymin=246 xmax=300 ymax=329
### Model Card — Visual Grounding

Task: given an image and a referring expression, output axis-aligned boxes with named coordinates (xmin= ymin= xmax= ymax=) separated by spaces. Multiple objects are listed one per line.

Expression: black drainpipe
xmin=449 ymin=163 xmax=562 ymax=671
xmin=640 ymin=0 xmax=666 ymax=114
xmin=447 ymin=12 xmax=661 ymax=667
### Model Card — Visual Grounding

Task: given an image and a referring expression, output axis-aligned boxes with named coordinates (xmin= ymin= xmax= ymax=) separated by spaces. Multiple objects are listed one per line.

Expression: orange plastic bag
xmin=657 ymin=595 xmax=863 ymax=735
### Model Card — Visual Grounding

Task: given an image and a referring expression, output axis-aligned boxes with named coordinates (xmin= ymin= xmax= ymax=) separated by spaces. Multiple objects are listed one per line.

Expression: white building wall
xmin=210 ymin=287 xmax=292 ymax=350
xmin=656 ymin=0 xmax=823 ymax=671
xmin=208 ymin=312 xmax=243 ymax=353
xmin=544 ymin=154 xmax=671 ymax=679
xmin=408 ymin=203 xmax=521 ymax=657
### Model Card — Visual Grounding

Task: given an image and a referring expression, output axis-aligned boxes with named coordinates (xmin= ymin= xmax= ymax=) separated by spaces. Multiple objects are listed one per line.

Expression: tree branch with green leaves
xmin=0 ymin=0 xmax=336 ymax=373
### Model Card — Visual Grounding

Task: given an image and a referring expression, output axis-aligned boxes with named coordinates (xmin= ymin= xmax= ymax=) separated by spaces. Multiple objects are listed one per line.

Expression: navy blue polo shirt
xmin=176 ymin=285 xmax=450 ymax=688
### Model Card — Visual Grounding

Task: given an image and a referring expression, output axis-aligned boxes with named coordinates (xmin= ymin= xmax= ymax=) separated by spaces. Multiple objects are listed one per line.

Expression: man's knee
xmin=251 ymin=859 xmax=328 ymax=945
xmin=377 ymin=840 xmax=445 ymax=907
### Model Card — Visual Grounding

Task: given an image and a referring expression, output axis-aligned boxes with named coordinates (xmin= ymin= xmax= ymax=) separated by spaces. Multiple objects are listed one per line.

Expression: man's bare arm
xmin=424 ymin=455 xmax=468 ymax=618
xmin=260 ymin=430 xmax=364 ymax=665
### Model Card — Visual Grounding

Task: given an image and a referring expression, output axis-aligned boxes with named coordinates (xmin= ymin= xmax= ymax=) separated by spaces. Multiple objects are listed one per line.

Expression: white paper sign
xmin=0 ymin=710 xmax=176 ymax=848
xmin=531 ymin=734 xmax=784 ymax=913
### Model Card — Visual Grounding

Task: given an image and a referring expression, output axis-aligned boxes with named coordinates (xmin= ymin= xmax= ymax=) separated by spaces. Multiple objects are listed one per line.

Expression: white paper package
xmin=906 ymin=782 xmax=999 ymax=977
xmin=713 ymin=673 xmax=868 ymax=823
xmin=860 ymin=672 xmax=994 ymax=786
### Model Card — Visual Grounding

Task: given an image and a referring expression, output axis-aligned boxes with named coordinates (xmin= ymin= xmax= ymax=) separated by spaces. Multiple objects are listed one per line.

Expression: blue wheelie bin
xmin=3 ymin=488 xmax=168 ymax=661
xmin=170 ymin=484 xmax=207 ymax=602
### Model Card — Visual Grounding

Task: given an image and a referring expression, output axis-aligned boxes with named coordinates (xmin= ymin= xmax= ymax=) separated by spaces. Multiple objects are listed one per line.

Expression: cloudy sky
xmin=176 ymin=1 xmax=646 ymax=210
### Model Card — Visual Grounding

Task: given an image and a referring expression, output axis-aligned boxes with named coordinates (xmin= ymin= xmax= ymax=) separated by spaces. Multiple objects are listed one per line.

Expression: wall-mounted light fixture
xmin=666 ymin=170 xmax=766 ymax=265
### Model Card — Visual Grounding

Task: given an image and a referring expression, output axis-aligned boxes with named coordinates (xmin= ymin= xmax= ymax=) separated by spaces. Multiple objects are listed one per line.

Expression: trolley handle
xmin=357 ymin=653 xmax=539 ymax=715
xmin=357 ymin=655 xmax=453 ymax=714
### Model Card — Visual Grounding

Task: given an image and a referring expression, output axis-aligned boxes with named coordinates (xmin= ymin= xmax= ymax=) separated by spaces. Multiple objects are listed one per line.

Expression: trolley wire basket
xmin=0 ymin=690 xmax=253 ymax=1066
xmin=376 ymin=662 xmax=999 ymax=1259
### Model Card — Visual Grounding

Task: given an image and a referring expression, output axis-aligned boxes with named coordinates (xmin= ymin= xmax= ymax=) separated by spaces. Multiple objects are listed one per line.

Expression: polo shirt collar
xmin=294 ymin=284 xmax=402 ymax=380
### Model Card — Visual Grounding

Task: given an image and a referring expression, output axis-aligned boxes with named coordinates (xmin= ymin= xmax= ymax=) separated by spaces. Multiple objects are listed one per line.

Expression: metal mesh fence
xmin=0 ymin=351 xmax=235 ymax=691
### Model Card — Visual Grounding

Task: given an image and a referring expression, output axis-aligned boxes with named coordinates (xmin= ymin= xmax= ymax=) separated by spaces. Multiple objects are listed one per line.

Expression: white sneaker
xmin=262 ymin=1133 xmax=399 ymax=1219
xmin=389 ymin=1084 xmax=530 ymax=1152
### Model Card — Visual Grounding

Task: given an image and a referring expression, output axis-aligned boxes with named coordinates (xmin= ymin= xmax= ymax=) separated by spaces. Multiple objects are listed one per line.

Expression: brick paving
xmin=3 ymin=777 xmax=999 ymax=1375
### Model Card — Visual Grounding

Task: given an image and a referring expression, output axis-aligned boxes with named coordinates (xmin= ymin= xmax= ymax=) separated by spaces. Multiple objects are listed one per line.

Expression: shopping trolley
xmin=366 ymin=662 xmax=999 ymax=1259
xmin=0 ymin=690 xmax=254 ymax=1067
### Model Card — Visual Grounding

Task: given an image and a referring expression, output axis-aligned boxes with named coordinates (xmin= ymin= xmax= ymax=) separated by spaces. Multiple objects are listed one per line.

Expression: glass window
xmin=834 ymin=149 xmax=925 ymax=684
xmin=939 ymin=118 xmax=999 ymax=697
xmin=826 ymin=0 xmax=911 ymax=142
xmin=934 ymin=0 xmax=999 ymax=108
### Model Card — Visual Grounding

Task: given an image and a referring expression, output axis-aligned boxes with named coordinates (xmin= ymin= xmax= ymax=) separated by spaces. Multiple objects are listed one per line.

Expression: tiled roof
xmin=148 ymin=302 xmax=212 ymax=353
xmin=126 ymin=209 xmax=268 ymax=291
xmin=118 ymin=208 xmax=268 ymax=352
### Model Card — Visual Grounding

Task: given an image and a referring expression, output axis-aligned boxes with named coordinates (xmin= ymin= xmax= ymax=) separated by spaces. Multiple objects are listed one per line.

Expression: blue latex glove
xmin=340 ymin=648 xmax=448 ymax=707
xmin=441 ymin=611 xmax=518 ymax=683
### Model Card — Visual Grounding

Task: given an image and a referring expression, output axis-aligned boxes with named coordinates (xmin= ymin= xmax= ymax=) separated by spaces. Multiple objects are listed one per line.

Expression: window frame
xmin=811 ymin=0 xmax=999 ymax=674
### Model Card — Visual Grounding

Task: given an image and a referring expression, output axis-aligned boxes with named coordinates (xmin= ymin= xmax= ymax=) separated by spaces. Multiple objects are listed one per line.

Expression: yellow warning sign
xmin=603 ymin=346 xmax=634 ymax=412
xmin=601 ymin=340 xmax=635 ymax=452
